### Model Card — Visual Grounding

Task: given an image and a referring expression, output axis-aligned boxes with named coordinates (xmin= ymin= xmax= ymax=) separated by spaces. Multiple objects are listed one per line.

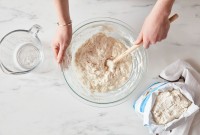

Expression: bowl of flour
xmin=61 ymin=18 xmax=147 ymax=107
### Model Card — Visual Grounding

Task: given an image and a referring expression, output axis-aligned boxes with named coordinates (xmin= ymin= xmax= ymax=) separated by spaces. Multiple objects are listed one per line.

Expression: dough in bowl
xmin=75 ymin=33 xmax=132 ymax=93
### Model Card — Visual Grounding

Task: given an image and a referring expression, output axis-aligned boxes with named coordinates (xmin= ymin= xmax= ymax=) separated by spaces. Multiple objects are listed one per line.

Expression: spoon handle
xmin=113 ymin=44 xmax=141 ymax=63
xmin=112 ymin=13 xmax=179 ymax=64
xmin=169 ymin=13 xmax=179 ymax=23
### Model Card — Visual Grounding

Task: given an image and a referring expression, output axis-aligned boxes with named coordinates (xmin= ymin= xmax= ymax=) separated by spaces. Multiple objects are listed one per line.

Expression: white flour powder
xmin=151 ymin=89 xmax=192 ymax=125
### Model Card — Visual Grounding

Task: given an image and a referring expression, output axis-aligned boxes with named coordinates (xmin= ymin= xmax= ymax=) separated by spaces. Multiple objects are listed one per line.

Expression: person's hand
xmin=135 ymin=0 xmax=175 ymax=49
xmin=135 ymin=11 xmax=170 ymax=49
xmin=52 ymin=25 xmax=72 ymax=63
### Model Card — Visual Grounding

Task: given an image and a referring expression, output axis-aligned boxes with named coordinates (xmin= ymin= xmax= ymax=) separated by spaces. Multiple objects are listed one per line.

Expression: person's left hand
xmin=52 ymin=25 xmax=72 ymax=63
xmin=135 ymin=10 xmax=170 ymax=48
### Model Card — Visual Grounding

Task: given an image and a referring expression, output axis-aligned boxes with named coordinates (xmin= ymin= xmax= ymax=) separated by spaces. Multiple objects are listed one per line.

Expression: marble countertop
xmin=0 ymin=0 xmax=200 ymax=135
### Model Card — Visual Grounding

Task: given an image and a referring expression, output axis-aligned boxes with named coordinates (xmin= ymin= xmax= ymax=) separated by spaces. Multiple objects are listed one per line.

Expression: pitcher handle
xmin=29 ymin=24 xmax=42 ymax=36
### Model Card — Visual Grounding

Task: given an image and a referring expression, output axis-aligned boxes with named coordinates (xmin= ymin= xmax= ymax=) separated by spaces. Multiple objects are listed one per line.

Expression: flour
xmin=151 ymin=89 xmax=192 ymax=125
xmin=106 ymin=59 xmax=115 ymax=73
xmin=75 ymin=33 xmax=132 ymax=93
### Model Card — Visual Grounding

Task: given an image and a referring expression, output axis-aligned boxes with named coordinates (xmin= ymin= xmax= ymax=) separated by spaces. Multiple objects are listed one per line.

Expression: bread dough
xmin=151 ymin=89 xmax=192 ymax=125
xmin=75 ymin=33 xmax=132 ymax=93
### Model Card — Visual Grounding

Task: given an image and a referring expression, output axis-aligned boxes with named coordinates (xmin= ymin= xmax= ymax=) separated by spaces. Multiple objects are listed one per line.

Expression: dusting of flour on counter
xmin=151 ymin=89 xmax=192 ymax=125
xmin=75 ymin=33 xmax=132 ymax=93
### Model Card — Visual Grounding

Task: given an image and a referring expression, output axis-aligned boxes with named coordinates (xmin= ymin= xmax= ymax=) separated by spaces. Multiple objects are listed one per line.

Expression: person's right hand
xmin=52 ymin=24 xmax=72 ymax=64
xmin=134 ymin=0 xmax=174 ymax=49
xmin=134 ymin=11 xmax=170 ymax=49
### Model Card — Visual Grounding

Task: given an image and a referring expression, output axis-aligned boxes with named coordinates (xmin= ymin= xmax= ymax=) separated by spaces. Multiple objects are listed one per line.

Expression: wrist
xmin=58 ymin=17 xmax=71 ymax=25
xmin=152 ymin=0 xmax=175 ymax=18
xmin=57 ymin=19 xmax=72 ymax=27
xmin=57 ymin=24 xmax=72 ymax=34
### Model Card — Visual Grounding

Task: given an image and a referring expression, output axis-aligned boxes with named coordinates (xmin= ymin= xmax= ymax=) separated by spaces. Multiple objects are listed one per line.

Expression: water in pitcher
xmin=15 ymin=43 xmax=42 ymax=70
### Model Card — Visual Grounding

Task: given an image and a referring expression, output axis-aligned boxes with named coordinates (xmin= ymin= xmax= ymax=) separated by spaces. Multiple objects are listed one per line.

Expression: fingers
xmin=157 ymin=29 xmax=169 ymax=42
xmin=57 ymin=44 xmax=66 ymax=63
xmin=135 ymin=31 xmax=143 ymax=45
xmin=150 ymin=37 xmax=156 ymax=44
xmin=157 ymin=23 xmax=170 ymax=42
xmin=135 ymin=32 xmax=151 ymax=49
xmin=52 ymin=38 xmax=70 ymax=64
xmin=52 ymin=43 xmax=59 ymax=60
xmin=52 ymin=26 xmax=72 ymax=64
xmin=135 ymin=30 xmax=157 ymax=48
xmin=52 ymin=42 xmax=66 ymax=64
xmin=143 ymin=38 xmax=150 ymax=49
xmin=162 ymin=24 xmax=170 ymax=40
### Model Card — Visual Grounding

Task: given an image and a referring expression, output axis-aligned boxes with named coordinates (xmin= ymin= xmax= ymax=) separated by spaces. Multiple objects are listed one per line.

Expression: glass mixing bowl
xmin=62 ymin=18 xmax=148 ymax=107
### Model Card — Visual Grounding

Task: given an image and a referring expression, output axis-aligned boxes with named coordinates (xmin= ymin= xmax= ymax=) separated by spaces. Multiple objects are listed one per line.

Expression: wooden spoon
xmin=107 ymin=13 xmax=179 ymax=70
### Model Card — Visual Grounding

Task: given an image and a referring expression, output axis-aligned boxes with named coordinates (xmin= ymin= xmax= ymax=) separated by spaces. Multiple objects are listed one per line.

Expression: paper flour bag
xmin=133 ymin=82 xmax=199 ymax=134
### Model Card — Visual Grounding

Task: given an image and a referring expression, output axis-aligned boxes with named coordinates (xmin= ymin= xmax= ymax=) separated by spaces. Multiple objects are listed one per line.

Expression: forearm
xmin=54 ymin=0 xmax=71 ymax=24
xmin=152 ymin=0 xmax=175 ymax=17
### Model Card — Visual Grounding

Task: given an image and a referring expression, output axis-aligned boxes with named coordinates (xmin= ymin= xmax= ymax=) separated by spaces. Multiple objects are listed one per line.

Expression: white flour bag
xmin=134 ymin=82 xmax=199 ymax=134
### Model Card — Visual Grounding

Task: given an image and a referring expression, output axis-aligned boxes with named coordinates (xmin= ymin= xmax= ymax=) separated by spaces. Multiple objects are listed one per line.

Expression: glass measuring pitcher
xmin=0 ymin=24 xmax=44 ymax=75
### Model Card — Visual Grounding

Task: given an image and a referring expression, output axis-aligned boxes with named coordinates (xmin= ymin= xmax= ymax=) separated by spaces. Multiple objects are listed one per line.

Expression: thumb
xmin=134 ymin=31 xmax=143 ymax=45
